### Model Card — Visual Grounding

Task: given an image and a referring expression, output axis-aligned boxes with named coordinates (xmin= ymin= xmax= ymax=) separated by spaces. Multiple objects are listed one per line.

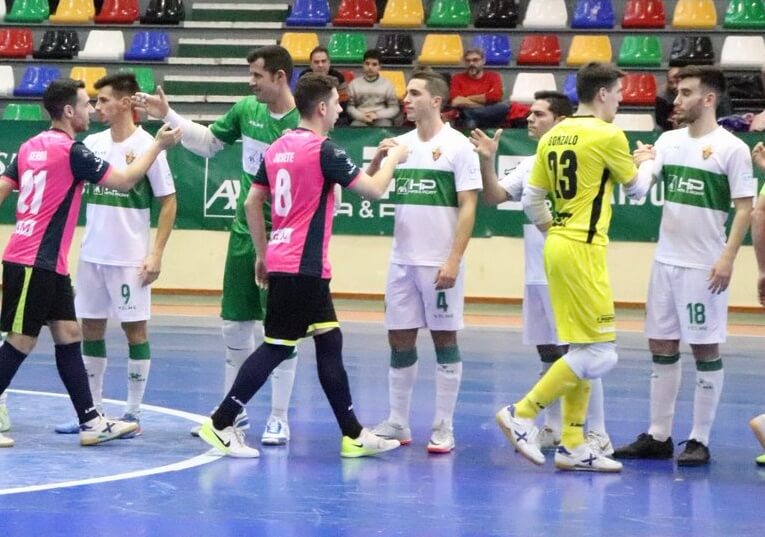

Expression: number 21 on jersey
xmin=17 ymin=169 xmax=47 ymax=216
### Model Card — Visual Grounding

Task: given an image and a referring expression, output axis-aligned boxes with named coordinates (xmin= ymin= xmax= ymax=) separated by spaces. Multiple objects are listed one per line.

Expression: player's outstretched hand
xmin=632 ymin=140 xmax=655 ymax=166
xmin=753 ymin=142 xmax=765 ymax=171
xmin=469 ymin=128 xmax=502 ymax=160
xmin=387 ymin=143 xmax=409 ymax=164
xmin=255 ymin=259 xmax=268 ymax=289
xmin=154 ymin=124 xmax=182 ymax=149
xmin=133 ymin=85 xmax=170 ymax=119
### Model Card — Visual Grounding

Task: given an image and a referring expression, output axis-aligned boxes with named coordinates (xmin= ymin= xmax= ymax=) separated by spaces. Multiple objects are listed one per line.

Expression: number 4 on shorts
xmin=436 ymin=291 xmax=448 ymax=312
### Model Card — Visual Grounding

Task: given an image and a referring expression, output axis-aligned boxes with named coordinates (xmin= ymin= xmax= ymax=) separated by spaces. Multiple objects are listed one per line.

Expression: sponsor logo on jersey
xmin=248 ymin=120 xmax=265 ymax=128
xmin=125 ymin=151 xmax=136 ymax=165
xmin=702 ymin=145 xmax=713 ymax=160
xmin=667 ymin=173 xmax=705 ymax=197
xmin=432 ymin=147 xmax=442 ymax=161
xmin=14 ymin=219 xmax=36 ymax=237
xmin=270 ymin=227 xmax=294 ymax=244
xmin=29 ymin=151 xmax=47 ymax=161
xmin=396 ymin=178 xmax=437 ymax=195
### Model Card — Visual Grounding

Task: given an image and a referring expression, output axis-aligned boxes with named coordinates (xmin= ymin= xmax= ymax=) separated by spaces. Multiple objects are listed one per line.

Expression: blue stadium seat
xmin=290 ymin=69 xmax=301 ymax=92
xmin=563 ymin=72 xmax=578 ymax=104
xmin=14 ymin=66 xmax=59 ymax=97
xmin=124 ymin=31 xmax=171 ymax=61
xmin=471 ymin=34 xmax=511 ymax=66
xmin=571 ymin=0 xmax=615 ymax=28
xmin=285 ymin=0 xmax=331 ymax=26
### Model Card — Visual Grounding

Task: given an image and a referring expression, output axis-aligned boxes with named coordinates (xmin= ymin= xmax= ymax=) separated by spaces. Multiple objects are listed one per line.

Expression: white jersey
xmin=498 ymin=155 xmax=548 ymax=285
xmin=652 ymin=126 xmax=755 ymax=270
xmin=390 ymin=123 xmax=481 ymax=266
xmin=80 ymin=127 xmax=175 ymax=266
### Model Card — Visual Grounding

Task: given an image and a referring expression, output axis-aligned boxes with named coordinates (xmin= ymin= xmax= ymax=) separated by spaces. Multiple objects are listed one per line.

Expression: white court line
xmin=0 ymin=389 xmax=222 ymax=496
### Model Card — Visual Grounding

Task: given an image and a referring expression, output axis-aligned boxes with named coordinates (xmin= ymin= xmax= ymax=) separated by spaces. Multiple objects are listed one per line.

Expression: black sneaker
xmin=676 ymin=439 xmax=711 ymax=467
xmin=612 ymin=433 xmax=674 ymax=459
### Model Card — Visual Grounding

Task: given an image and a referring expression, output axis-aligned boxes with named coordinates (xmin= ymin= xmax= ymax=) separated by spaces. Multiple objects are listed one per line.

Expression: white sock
xmin=587 ymin=377 xmax=606 ymax=435
xmin=648 ymin=356 xmax=682 ymax=442
xmin=270 ymin=349 xmax=297 ymax=420
xmin=388 ymin=363 xmax=418 ymax=426
xmin=540 ymin=362 xmax=561 ymax=435
xmin=222 ymin=322 xmax=256 ymax=394
xmin=126 ymin=358 xmax=151 ymax=415
xmin=83 ymin=355 xmax=108 ymax=410
xmin=689 ymin=362 xmax=724 ymax=446
xmin=434 ymin=362 xmax=462 ymax=429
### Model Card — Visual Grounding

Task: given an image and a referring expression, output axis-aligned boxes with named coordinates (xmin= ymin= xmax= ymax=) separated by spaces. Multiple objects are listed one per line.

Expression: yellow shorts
xmin=543 ymin=234 xmax=616 ymax=344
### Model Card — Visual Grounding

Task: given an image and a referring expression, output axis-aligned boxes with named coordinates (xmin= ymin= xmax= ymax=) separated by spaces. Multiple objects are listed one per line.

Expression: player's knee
xmin=563 ymin=343 xmax=618 ymax=379
xmin=221 ymin=320 xmax=256 ymax=350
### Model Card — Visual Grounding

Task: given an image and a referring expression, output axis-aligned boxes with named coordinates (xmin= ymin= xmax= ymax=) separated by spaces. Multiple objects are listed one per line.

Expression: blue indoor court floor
xmin=0 ymin=310 xmax=764 ymax=537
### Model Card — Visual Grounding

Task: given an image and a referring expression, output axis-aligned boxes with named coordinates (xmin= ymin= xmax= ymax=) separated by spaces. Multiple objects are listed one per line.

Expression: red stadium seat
xmin=621 ymin=73 xmax=657 ymax=105
xmin=94 ymin=0 xmax=140 ymax=23
xmin=0 ymin=29 xmax=34 ymax=58
xmin=517 ymin=35 xmax=561 ymax=65
xmin=333 ymin=0 xmax=377 ymax=27
xmin=622 ymin=0 xmax=666 ymax=28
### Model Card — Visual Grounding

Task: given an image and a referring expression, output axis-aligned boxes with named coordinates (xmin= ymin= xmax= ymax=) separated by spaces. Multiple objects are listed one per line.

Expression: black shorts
xmin=264 ymin=274 xmax=339 ymax=346
xmin=1 ymin=262 xmax=76 ymax=337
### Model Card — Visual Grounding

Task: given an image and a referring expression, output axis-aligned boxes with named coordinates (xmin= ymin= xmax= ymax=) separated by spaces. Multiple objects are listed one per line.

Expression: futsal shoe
xmin=427 ymin=420 xmax=455 ymax=454
xmin=261 ymin=416 xmax=290 ymax=446
xmin=371 ymin=419 xmax=412 ymax=445
xmin=55 ymin=420 xmax=81 ymax=434
xmin=79 ymin=415 xmax=139 ymax=446
xmin=0 ymin=431 xmax=13 ymax=447
xmin=119 ymin=413 xmax=142 ymax=439
xmin=191 ymin=408 xmax=249 ymax=438
xmin=554 ymin=443 xmax=623 ymax=473
xmin=0 ymin=404 xmax=11 ymax=432
xmin=756 ymin=454 xmax=765 ymax=466
xmin=750 ymin=414 xmax=765 ymax=450
xmin=537 ymin=426 xmax=561 ymax=451
xmin=586 ymin=430 xmax=615 ymax=456
xmin=198 ymin=419 xmax=260 ymax=458
xmin=496 ymin=405 xmax=545 ymax=466
xmin=676 ymin=439 xmax=711 ymax=467
xmin=612 ymin=433 xmax=674 ymax=459
xmin=340 ymin=428 xmax=401 ymax=458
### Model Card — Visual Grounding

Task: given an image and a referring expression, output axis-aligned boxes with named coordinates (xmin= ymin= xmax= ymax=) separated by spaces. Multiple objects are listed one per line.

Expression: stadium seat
xmin=124 ymin=31 xmax=171 ymax=61
xmin=78 ymin=30 xmax=125 ymax=61
xmin=720 ymin=36 xmax=765 ymax=69
xmin=4 ymin=0 xmax=49 ymax=22
xmin=3 ymin=102 xmax=44 ymax=120
xmin=333 ymin=0 xmax=377 ymax=27
xmin=380 ymin=70 xmax=407 ymax=100
xmin=14 ymin=66 xmax=59 ymax=96
xmin=618 ymin=35 xmax=662 ymax=67
xmin=0 ymin=66 xmax=14 ymax=97
xmin=510 ymin=73 xmax=557 ymax=104
xmin=94 ymin=0 xmax=140 ymax=24
xmin=328 ymin=32 xmax=367 ymax=64
xmin=418 ymin=34 xmax=463 ymax=65
xmin=613 ymin=113 xmax=655 ymax=131
xmin=563 ymin=72 xmax=578 ymax=104
xmin=33 ymin=30 xmax=80 ymax=59
xmin=622 ymin=0 xmax=666 ymax=28
xmin=280 ymin=32 xmax=320 ymax=64
xmin=120 ymin=66 xmax=156 ymax=93
xmin=724 ymin=0 xmax=765 ymax=29
xmin=285 ymin=0 xmax=331 ymax=27
xmin=517 ymin=35 xmax=561 ymax=65
xmin=427 ymin=0 xmax=471 ymax=28
xmin=0 ymin=1 xmax=4 ymax=19
xmin=0 ymin=29 xmax=34 ymax=58
xmin=672 ymin=0 xmax=717 ymax=28
xmin=567 ymin=35 xmax=612 ymax=66
xmin=141 ymin=0 xmax=184 ymax=24
xmin=474 ymin=0 xmax=519 ymax=28
xmin=571 ymin=0 xmax=615 ymax=28
xmin=376 ymin=33 xmax=415 ymax=64
xmin=669 ymin=35 xmax=714 ymax=66
xmin=523 ymin=0 xmax=568 ymax=28
xmin=49 ymin=0 xmax=95 ymax=23
xmin=726 ymin=73 xmax=765 ymax=110
xmin=621 ymin=73 xmax=657 ymax=105
xmin=70 ymin=66 xmax=107 ymax=97
xmin=471 ymin=34 xmax=511 ymax=66
xmin=380 ymin=0 xmax=424 ymax=28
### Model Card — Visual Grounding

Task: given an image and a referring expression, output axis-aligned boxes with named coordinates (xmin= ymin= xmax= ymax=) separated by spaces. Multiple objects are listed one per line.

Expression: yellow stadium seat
xmin=672 ymin=0 xmax=717 ymax=29
xmin=380 ymin=0 xmax=424 ymax=28
xmin=69 ymin=66 xmax=107 ymax=97
xmin=566 ymin=35 xmax=612 ymax=66
xmin=49 ymin=0 xmax=95 ymax=23
xmin=380 ymin=70 xmax=407 ymax=100
xmin=280 ymin=32 xmax=320 ymax=64
xmin=418 ymin=33 xmax=463 ymax=65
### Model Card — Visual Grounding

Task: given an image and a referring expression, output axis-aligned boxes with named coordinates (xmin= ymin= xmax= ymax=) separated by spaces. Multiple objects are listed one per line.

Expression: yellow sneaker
xmin=341 ymin=428 xmax=400 ymax=458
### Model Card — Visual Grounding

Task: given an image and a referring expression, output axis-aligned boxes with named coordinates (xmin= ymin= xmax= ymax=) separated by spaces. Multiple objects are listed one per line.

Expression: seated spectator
xmin=655 ymin=67 xmax=680 ymax=131
xmin=300 ymin=46 xmax=350 ymax=124
xmin=449 ymin=48 xmax=508 ymax=129
xmin=346 ymin=49 xmax=400 ymax=127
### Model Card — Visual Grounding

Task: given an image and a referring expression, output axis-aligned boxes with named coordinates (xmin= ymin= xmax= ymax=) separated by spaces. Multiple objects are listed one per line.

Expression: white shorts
xmin=522 ymin=284 xmax=561 ymax=346
xmin=384 ymin=263 xmax=465 ymax=331
xmin=645 ymin=261 xmax=727 ymax=344
xmin=74 ymin=260 xmax=151 ymax=322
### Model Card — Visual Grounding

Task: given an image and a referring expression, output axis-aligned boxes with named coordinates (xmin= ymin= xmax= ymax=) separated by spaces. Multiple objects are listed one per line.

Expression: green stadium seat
xmin=120 ymin=66 xmax=157 ymax=94
xmin=3 ymin=102 xmax=44 ymax=120
xmin=617 ymin=35 xmax=662 ymax=67
xmin=4 ymin=0 xmax=50 ymax=22
xmin=328 ymin=32 xmax=367 ymax=63
xmin=724 ymin=0 xmax=765 ymax=29
xmin=426 ymin=0 xmax=471 ymax=28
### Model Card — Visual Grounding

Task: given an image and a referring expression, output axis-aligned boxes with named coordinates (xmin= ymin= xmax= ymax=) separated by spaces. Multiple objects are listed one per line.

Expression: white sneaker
xmin=370 ymin=419 xmax=412 ymax=445
xmin=0 ymin=404 xmax=10 ymax=433
xmin=191 ymin=408 xmax=249 ymax=438
xmin=586 ymin=430 xmax=614 ymax=456
xmin=341 ymin=428 xmax=401 ymax=458
xmin=537 ymin=426 xmax=561 ymax=451
xmin=0 ymin=431 xmax=13 ymax=448
xmin=427 ymin=420 xmax=455 ymax=454
xmin=261 ymin=416 xmax=290 ymax=446
xmin=496 ymin=405 xmax=545 ymax=466
xmin=750 ymin=414 xmax=765 ymax=450
xmin=554 ymin=443 xmax=623 ymax=472
xmin=198 ymin=419 xmax=260 ymax=458
xmin=79 ymin=415 xmax=139 ymax=446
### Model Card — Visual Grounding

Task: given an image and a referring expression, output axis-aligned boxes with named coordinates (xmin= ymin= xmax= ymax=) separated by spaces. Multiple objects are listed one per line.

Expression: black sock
xmin=55 ymin=342 xmax=99 ymax=423
xmin=315 ymin=329 xmax=362 ymax=439
xmin=0 ymin=341 xmax=28 ymax=393
xmin=211 ymin=343 xmax=293 ymax=430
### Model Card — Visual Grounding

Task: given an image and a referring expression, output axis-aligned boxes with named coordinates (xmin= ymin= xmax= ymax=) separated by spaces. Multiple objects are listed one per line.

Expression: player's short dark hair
xmin=309 ymin=46 xmax=330 ymax=61
xmin=463 ymin=48 xmax=485 ymax=60
xmin=93 ymin=72 xmax=140 ymax=97
xmin=295 ymin=73 xmax=337 ymax=117
xmin=43 ymin=78 xmax=86 ymax=120
xmin=533 ymin=90 xmax=573 ymax=118
xmin=677 ymin=65 xmax=727 ymax=96
xmin=410 ymin=69 xmax=450 ymax=110
xmin=576 ymin=62 xmax=626 ymax=104
xmin=363 ymin=49 xmax=382 ymax=63
xmin=247 ymin=45 xmax=294 ymax=81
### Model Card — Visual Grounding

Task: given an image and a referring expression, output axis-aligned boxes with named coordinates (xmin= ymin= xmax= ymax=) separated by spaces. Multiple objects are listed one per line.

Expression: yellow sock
xmin=561 ymin=379 xmax=591 ymax=448
xmin=515 ymin=358 xmax=580 ymax=419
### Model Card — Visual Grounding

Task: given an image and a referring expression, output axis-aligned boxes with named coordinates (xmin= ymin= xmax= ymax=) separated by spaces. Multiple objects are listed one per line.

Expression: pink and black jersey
xmin=1 ymin=129 xmax=112 ymax=275
xmin=253 ymin=128 xmax=360 ymax=278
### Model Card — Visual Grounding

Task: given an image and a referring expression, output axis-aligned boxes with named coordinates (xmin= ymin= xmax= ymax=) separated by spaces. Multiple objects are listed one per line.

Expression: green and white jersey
xmin=391 ymin=123 xmax=481 ymax=266
xmin=209 ymin=96 xmax=299 ymax=235
xmin=653 ymin=126 xmax=755 ymax=270
xmin=81 ymin=127 xmax=175 ymax=267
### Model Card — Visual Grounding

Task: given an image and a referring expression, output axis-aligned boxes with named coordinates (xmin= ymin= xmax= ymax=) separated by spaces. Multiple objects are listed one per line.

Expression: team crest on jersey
xmin=125 ymin=151 xmax=136 ymax=164
xmin=432 ymin=147 xmax=442 ymax=161
xmin=702 ymin=145 xmax=713 ymax=160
